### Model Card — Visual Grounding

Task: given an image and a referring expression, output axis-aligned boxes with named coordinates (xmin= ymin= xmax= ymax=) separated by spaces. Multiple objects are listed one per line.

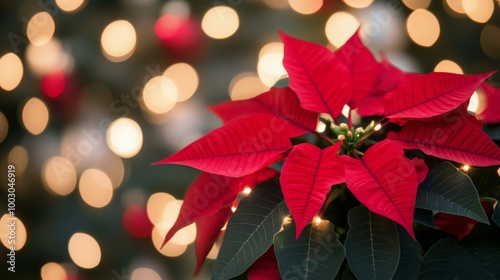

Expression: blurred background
xmin=0 ymin=0 xmax=499 ymax=279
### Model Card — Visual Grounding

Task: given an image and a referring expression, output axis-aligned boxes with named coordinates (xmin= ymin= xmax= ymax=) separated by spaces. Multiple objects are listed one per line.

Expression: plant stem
xmin=314 ymin=131 xmax=336 ymax=145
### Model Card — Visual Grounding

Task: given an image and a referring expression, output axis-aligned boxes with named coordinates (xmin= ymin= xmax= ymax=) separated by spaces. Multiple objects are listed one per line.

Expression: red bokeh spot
xmin=41 ymin=71 xmax=66 ymax=98
xmin=154 ymin=15 xmax=182 ymax=40
xmin=122 ymin=206 xmax=154 ymax=238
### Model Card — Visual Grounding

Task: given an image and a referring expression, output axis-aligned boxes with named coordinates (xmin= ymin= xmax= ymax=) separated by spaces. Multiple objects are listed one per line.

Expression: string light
xmin=316 ymin=121 xmax=326 ymax=133
xmin=374 ymin=124 xmax=382 ymax=131
xmin=314 ymin=216 xmax=322 ymax=226
xmin=243 ymin=187 xmax=252 ymax=195
xmin=231 ymin=206 xmax=237 ymax=212
xmin=461 ymin=165 xmax=470 ymax=172
xmin=0 ymin=53 xmax=23 ymax=91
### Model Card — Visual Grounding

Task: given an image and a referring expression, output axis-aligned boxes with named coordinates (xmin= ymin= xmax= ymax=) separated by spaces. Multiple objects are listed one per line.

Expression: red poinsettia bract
xmin=155 ymin=30 xmax=500 ymax=274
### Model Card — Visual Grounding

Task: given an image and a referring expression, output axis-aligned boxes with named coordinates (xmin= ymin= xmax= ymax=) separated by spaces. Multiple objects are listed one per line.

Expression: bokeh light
xmin=98 ymin=154 xmax=125 ymax=189
xmin=55 ymin=0 xmax=87 ymax=13
xmin=40 ymin=262 xmax=67 ymax=280
xmin=325 ymin=12 xmax=360 ymax=48
xmin=289 ymin=0 xmax=323 ymax=14
xmin=8 ymin=146 xmax=29 ymax=175
xmin=22 ymin=97 xmax=49 ymax=135
xmin=257 ymin=42 xmax=287 ymax=87
xmin=26 ymin=12 xmax=55 ymax=46
xmin=151 ymin=226 xmax=187 ymax=257
xmin=141 ymin=76 xmax=178 ymax=114
xmin=25 ymin=39 xmax=72 ymax=76
xmin=106 ymin=118 xmax=143 ymax=158
xmin=434 ymin=59 xmax=463 ymax=74
xmin=147 ymin=192 xmax=176 ymax=225
xmin=68 ymin=232 xmax=101 ymax=269
xmin=79 ymin=168 xmax=113 ymax=208
xmin=406 ymin=9 xmax=440 ymax=47
xmin=463 ymin=0 xmax=494 ymax=23
xmin=230 ymin=72 xmax=269 ymax=100
xmin=130 ymin=267 xmax=162 ymax=280
xmin=155 ymin=200 xmax=196 ymax=246
xmin=468 ymin=91 xmax=480 ymax=113
xmin=42 ymin=156 xmax=77 ymax=196
xmin=101 ymin=20 xmax=137 ymax=62
xmin=123 ymin=205 xmax=154 ymax=238
xmin=480 ymin=25 xmax=500 ymax=59
xmin=0 ymin=112 xmax=7 ymax=144
xmin=41 ymin=71 xmax=66 ymax=98
xmin=402 ymin=0 xmax=431 ymax=10
xmin=163 ymin=63 xmax=199 ymax=102
xmin=0 ymin=52 xmax=23 ymax=91
xmin=206 ymin=242 xmax=221 ymax=260
xmin=0 ymin=214 xmax=27 ymax=250
xmin=343 ymin=0 xmax=373 ymax=9
xmin=446 ymin=0 xmax=465 ymax=14
xmin=201 ymin=6 xmax=239 ymax=39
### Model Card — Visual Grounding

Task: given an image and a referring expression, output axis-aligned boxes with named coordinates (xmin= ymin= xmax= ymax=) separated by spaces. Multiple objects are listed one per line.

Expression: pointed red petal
xmin=336 ymin=30 xmax=380 ymax=109
xmin=478 ymin=82 xmax=500 ymax=124
xmin=194 ymin=207 xmax=232 ymax=276
xmin=161 ymin=168 xmax=277 ymax=247
xmin=387 ymin=117 xmax=500 ymax=167
xmin=357 ymin=56 xmax=406 ymax=116
xmin=280 ymin=31 xmax=352 ymax=117
xmin=281 ymin=142 xmax=345 ymax=239
xmin=209 ymin=87 xmax=318 ymax=137
xmin=342 ymin=140 xmax=418 ymax=239
xmin=247 ymin=246 xmax=281 ymax=280
xmin=384 ymin=72 xmax=494 ymax=119
xmin=154 ymin=114 xmax=292 ymax=177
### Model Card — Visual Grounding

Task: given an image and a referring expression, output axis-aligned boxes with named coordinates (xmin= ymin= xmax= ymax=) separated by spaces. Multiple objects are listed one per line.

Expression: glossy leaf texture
xmin=387 ymin=117 xmax=500 ymax=167
xmin=209 ymin=87 xmax=319 ymax=138
xmin=384 ymin=71 xmax=493 ymax=119
xmin=161 ymin=168 xmax=277 ymax=247
xmin=392 ymin=226 xmax=423 ymax=280
xmin=357 ymin=56 xmax=405 ymax=116
xmin=155 ymin=114 xmax=292 ymax=177
xmin=420 ymin=236 xmax=500 ymax=279
xmin=478 ymin=82 xmax=500 ymax=124
xmin=415 ymin=161 xmax=489 ymax=223
xmin=280 ymin=30 xmax=352 ymax=117
xmin=493 ymin=202 xmax=500 ymax=227
xmin=195 ymin=207 xmax=232 ymax=276
xmin=247 ymin=246 xmax=281 ymax=280
xmin=342 ymin=140 xmax=418 ymax=238
xmin=345 ymin=206 xmax=400 ymax=280
xmin=274 ymin=219 xmax=345 ymax=280
xmin=211 ymin=181 xmax=289 ymax=280
xmin=336 ymin=30 xmax=379 ymax=109
xmin=280 ymin=142 xmax=345 ymax=238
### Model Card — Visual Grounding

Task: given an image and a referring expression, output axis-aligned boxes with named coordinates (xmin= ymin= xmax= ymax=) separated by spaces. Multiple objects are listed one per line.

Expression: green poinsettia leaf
xmin=416 ymin=162 xmax=488 ymax=224
xmin=274 ymin=219 xmax=345 ymax=279
xmin=420 ymin=235 xmax=500 ymax=279
xmin=413 ymin=208 xmax=436 ymax=229
xmin=345 ymin=206 xmax=400 ymax=280
xmin=211 ymin=181 xmax=289 ymax=280
xmin=392 ymin=225 xmax=423 ymax=280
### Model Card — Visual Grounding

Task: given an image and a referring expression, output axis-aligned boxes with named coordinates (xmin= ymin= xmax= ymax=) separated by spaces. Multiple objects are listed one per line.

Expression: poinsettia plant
xmin=155 ymin=30 xmax=500 ymax=279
